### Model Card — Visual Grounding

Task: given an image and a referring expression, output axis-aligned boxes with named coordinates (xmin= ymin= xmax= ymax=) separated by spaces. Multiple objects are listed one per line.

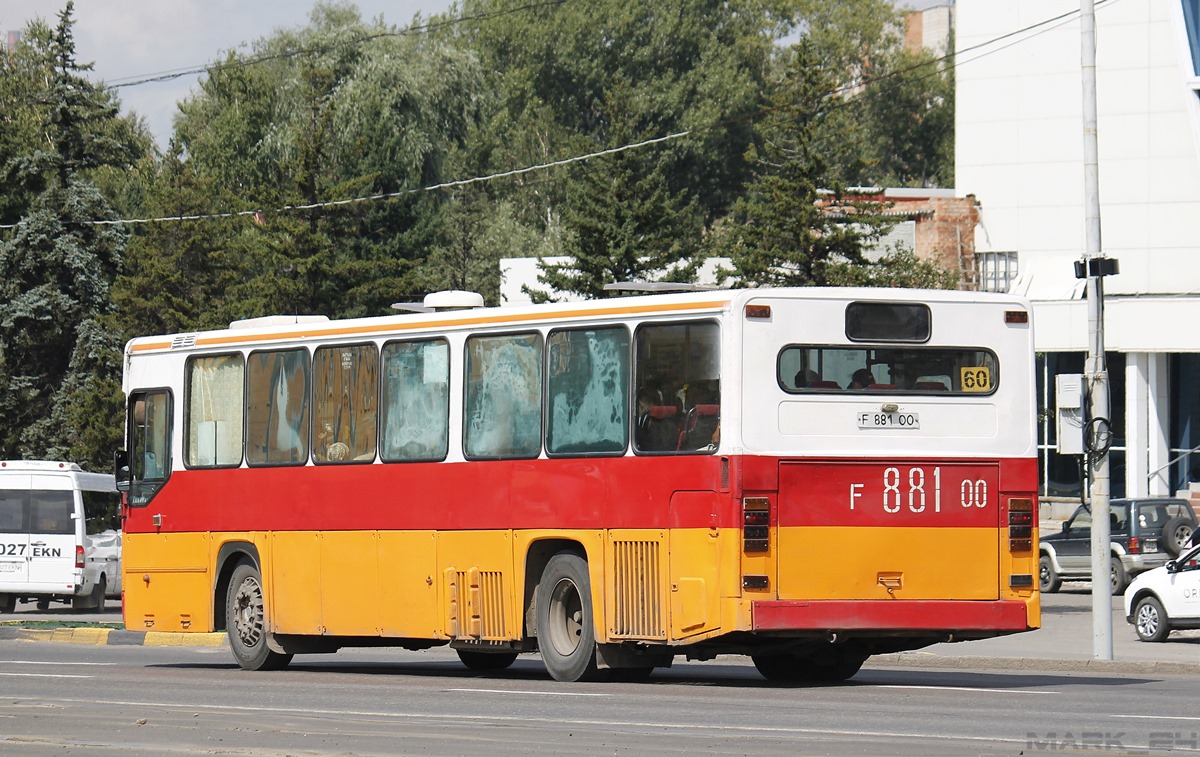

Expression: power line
xmin=103 ymin=0 xmax=569 ymax=91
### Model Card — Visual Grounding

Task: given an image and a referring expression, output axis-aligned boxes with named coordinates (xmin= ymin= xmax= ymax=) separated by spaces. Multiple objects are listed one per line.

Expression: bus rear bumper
xmin=751 ymin=599 xmax=1031 ymax=633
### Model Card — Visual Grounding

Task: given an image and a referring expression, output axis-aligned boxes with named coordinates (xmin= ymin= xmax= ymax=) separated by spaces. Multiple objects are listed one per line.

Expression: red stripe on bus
xmin=123 ymin=455 xmax=1034 ymax=534
xmin=751 ymin=599 xmax=1030 ymax=632
xmin=777 ymin=460 xmax=1003 ymax=528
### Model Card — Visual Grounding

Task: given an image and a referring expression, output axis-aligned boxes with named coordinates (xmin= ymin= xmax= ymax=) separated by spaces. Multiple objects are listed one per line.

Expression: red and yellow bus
xmin=116 ymin=287 xmax=1039 ymax=682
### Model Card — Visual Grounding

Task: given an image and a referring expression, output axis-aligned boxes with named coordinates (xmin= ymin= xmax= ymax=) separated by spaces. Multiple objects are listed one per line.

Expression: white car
xmin=1124 ymin=542 xmax=1200 ymax=642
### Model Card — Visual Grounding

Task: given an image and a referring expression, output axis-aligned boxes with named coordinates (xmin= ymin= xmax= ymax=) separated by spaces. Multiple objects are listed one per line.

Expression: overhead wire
xmin=0 ymin=0 xmax=1119 ymax=231
xmin=102 ymin=0 xmax=569 ymax=90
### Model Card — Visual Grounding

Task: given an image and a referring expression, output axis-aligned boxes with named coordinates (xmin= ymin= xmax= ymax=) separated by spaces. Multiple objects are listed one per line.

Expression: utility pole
xmin=1078 ymin=0 xmax=1117 ymax=661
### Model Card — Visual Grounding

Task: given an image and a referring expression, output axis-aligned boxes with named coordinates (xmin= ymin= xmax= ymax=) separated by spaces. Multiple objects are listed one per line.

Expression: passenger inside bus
xmin=794 ymin=369 xmax=819 ymax=388
xmin=848 ymin=369 xmax=875 ymax=390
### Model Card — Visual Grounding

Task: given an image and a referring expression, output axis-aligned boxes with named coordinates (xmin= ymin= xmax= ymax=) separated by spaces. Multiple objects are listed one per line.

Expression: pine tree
xmin=724 ymin=41 xmax=896 ymax=287
xmin=0 ymin=3 xmax=133 ymax=466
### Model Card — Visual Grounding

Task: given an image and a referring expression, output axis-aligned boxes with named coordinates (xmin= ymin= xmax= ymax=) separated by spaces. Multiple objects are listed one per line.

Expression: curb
xmin=867 ymin=651 xmax=1200 ymax=676
xmin=0 ymin=625 xmax=226 ymax=647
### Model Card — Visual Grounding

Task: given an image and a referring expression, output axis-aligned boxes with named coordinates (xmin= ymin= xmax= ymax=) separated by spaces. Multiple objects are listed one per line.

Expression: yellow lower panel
xmin=321 ymin=532 xmax=380 ymax=636
xmin=668 ymin=528 xmax=722 ymax=640
xmin=269 ymin=532 xmax=322 ymax=634
xmin=123 ymin=533 xmax=212 ymax=632
xmin=377 ymin=531 xmax=438 ymax=637
xmin=777 ymin=526 xmax=1000 ymax=600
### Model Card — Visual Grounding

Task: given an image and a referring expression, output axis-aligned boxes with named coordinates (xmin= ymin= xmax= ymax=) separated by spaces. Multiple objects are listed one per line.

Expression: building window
xmin=1185 ymin=0 xmax=1200 ymax=76
xmin=976 ymin=251 xmax=1018 ymax=293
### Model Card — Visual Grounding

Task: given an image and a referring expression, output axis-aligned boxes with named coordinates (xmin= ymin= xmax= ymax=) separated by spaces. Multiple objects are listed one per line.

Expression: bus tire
xmin=751 ymin=653 xmax=811 ymax=682
xmin=537 ymin=552 xmax=600 ymax=682
xmin=226 ymin=563 xmax=293 ymax=671
xmin=0 ymin=595 xmax=13 ymax=613
xmin=1039 ymin=554 xmax=1061 ymax=593
xmin=811 ymin=651 xmax=867 ymax=682
xmin=457 ymin=649 xmax=518 ymax=671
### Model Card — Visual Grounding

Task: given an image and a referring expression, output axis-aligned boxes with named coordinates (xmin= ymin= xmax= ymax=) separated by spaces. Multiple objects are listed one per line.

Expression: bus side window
xmin=246 ymin=349 xmax=310 ymax=466
xmin=381 ymin=339 xmax=450 ymax=462
xmin=464 ymin=333 xmax=543 ymax=459
xmin=185 ymin=354 xmax=245 ymax=467
xmin=128 ymin=389 xmax=172 ymax=507
xmin=633 ymin=321 xmax=720 ymax=454
xmin=546 ymin=327 xmax=629 ymax=456
xmin=313 ymin=344 xmax=378 ymax=464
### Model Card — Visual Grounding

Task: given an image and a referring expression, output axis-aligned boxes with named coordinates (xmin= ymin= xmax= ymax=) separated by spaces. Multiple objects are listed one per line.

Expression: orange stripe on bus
xmin=129 ymin=299 xmax=731 ymax=353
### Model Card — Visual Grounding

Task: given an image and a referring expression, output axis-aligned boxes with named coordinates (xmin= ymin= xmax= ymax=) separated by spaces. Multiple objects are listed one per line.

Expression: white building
xmin=956 ymin=0 xmax=1200 ymax=500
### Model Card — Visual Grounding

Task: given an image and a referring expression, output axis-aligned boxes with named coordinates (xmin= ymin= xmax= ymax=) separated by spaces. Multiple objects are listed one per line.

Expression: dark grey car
xmin=1039 ymin=498 xmax=1196 ymax=595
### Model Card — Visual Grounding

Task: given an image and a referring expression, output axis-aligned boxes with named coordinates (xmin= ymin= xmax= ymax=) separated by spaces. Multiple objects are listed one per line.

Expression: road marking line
xmin=1114 ymin=714 xmax=1200 ymax=722
xmin=0 ymin=660 xmax=116 ymax=666
xmin=17 ymin=696 xmax=1086 ymax=747
xmin=447 ymin=688 xmax=607 ymax=697
xmin=0 ymin=672 xmax=93 ymax=679
xmin=871 ymin=684 xmax=1059 ymax=695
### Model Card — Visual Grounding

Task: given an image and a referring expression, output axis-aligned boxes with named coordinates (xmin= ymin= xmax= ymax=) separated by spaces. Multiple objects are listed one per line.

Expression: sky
xmin=0 ymin=0 xmax=455 ymax=149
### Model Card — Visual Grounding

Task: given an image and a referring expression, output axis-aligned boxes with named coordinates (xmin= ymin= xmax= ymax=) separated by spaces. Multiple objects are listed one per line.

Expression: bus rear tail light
xmin=1008 ymin=498 xmax=1034 ymax=552
xmin=743 ymin=497 xmax=769 ymax=553
xmin=76 ymin=545 xmax=85 ymax=569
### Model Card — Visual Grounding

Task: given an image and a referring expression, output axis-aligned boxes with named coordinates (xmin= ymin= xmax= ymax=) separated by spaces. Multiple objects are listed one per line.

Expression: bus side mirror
xmin=114 ymin=449 xmax=131 ymax=493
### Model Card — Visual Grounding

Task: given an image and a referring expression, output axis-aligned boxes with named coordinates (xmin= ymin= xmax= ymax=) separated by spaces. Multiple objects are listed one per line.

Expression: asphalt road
xmin=1 ymin=638 xmax=1198 ymax=756
xmin=3 ymin=584 xmax=1200 ymax=754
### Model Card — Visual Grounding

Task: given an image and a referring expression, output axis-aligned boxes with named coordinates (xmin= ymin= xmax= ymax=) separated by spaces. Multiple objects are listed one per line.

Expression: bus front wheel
xmin=537 ymin=552 xmax=600 ymax=682
xmin=226 ymin=563 xmax=293 ymax=671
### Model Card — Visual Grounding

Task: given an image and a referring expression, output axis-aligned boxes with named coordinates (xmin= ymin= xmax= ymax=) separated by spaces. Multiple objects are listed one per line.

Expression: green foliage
xmin=0 ymin=3 xmax=139 ymax=468
xmin=825 ymin=246 xmax=959 ymax=289
xmin=456 ymin=0 xmax=774 ymax=247
xmin=722 ymin=40 xmax=896 ymax=287
xmin=167 ymin=2 xmax=485 ymax=320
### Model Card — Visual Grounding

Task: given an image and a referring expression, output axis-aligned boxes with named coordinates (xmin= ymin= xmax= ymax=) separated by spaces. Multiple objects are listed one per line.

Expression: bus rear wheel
xmin=751 ymin=652 xmax=811 ymax=682
xmin=226 ymin=563 xmax=293 ymax=671
xmin=457 ymin=649 xmax=519 ymax=671
xmin=537 ymin=552 xmax=600 ymax=682
xmin=752 ymin=650 xmax=866 ymax=684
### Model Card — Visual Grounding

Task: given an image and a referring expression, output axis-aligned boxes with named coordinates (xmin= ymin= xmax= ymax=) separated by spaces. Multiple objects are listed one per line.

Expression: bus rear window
xmin=780 ymin=346 xmax=998 ymax=395
xmin=846 ymin=302 xmax=930 ymax=342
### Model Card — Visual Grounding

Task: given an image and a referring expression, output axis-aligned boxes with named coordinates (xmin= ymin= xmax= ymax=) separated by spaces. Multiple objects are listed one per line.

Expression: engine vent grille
xmin=611 ymin=540 xmax=666 ymax=639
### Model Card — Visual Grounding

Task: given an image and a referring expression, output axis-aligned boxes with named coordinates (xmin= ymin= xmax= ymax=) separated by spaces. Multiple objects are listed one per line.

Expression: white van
xmin=0 ymin=461 xmax=121 ymax=612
